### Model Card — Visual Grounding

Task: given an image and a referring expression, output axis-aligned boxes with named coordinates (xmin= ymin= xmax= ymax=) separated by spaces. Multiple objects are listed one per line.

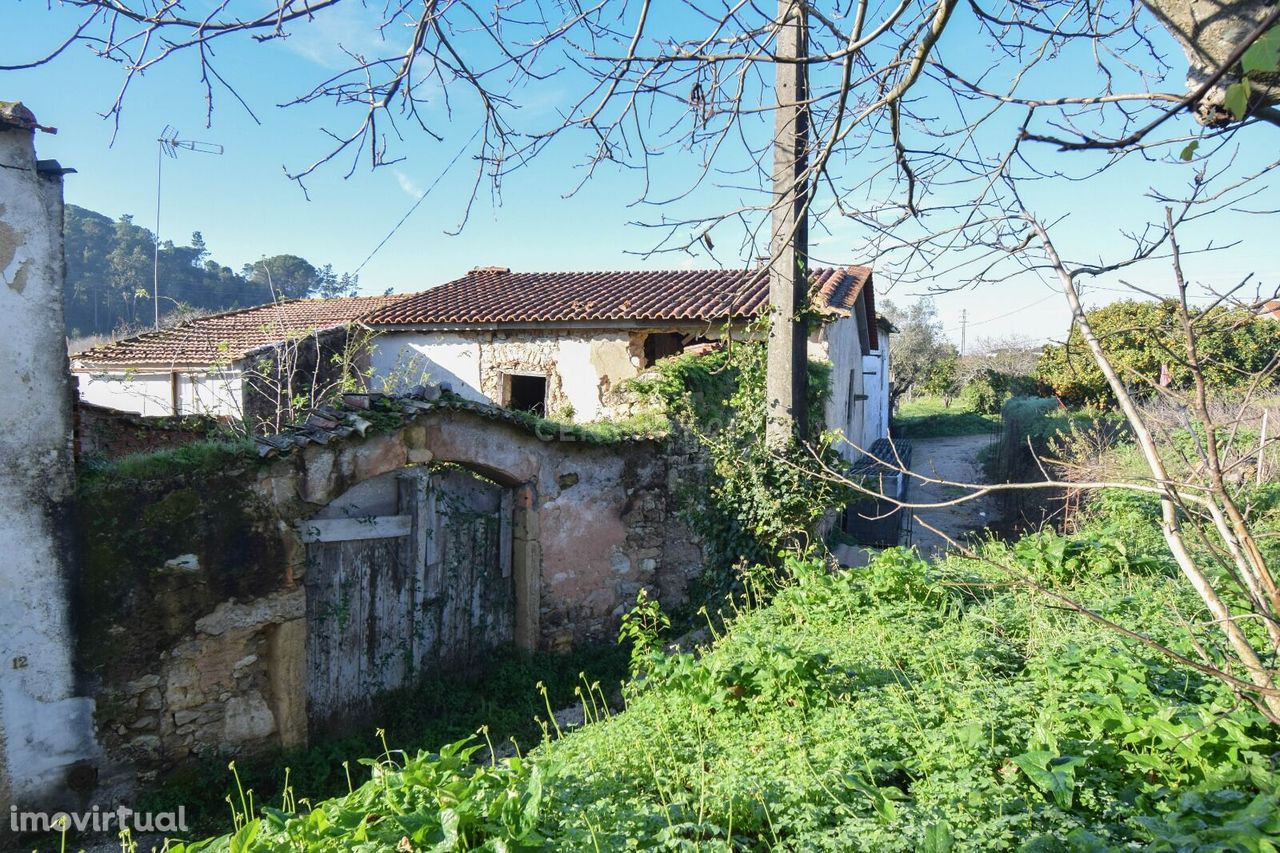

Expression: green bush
xmin=1035 ymin=299 xmax=1280 ymax=406
xmin=628 ymin=337 xmax=850 ymax=589
xmin=961 ymin=369 xmax=1045 ymax=415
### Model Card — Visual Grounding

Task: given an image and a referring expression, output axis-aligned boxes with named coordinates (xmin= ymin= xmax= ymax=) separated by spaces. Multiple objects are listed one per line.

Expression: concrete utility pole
xmin=959 ymin=308 xmax=967 ymax=357
xmin=765 ymin=0 xmax=811 ymax=448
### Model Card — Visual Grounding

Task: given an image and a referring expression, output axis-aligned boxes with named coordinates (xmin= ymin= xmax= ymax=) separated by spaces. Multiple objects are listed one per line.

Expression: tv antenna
xmin=153 ymin=126 xmax=224 ymax=329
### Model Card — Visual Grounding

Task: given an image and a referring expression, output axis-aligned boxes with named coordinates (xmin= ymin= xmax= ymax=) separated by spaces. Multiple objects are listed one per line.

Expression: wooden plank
xmin=499 ymin=491 xmax=513 ymax=579
xmin=297 ymin=515 xmax=411 ymax=543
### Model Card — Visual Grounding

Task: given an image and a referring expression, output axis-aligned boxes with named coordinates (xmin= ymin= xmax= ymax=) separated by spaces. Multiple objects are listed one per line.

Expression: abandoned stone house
xmin=72 ymin=265 xmax=891 ymax=456
xmin=364 ymin=265 xmax=891 ymax=455
xmin=71 ymin=296 xmax=397 ymax=426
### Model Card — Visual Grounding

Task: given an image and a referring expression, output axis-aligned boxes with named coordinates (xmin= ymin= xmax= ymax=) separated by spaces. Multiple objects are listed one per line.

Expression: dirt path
xmin=836 ymin=433 xmax=999 ymax=566
xmin=903 ymin=434 xmax=999 ymax=559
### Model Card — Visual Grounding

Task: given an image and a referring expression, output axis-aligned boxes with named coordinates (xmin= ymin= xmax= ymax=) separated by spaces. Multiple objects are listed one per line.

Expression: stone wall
xmin=74 ymin=399 xmax=218 ymax=461
xmin=372 ymin=328 xmax=670 ymax=421
xmin=0 ymin=102 xmax=101 ymax=811
xmin=77 ymin=399 xmax=701 ymax=787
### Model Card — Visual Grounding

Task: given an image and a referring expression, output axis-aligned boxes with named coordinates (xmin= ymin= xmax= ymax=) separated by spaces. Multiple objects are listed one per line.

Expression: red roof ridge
xmin=363 ymin=265 xmax=873 ymax=328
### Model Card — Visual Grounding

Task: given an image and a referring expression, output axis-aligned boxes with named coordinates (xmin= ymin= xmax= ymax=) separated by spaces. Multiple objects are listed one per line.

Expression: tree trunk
xmin=765 ymin=0 xmax=810 ymax=448
xmin=1142 ymin=0 xmax=1280 ymax=124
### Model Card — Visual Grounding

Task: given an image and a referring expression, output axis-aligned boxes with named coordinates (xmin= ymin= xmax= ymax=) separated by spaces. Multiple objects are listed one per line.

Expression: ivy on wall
xmin=626 ymin=331 xmax=850 ymax=593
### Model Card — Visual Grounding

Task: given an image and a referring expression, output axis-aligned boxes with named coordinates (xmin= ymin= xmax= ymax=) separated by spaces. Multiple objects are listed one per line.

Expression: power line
xmin=942 ymin=292 xmax=1058 ymax=333
xmin=352 ymin=128 xmax=481 ymax=278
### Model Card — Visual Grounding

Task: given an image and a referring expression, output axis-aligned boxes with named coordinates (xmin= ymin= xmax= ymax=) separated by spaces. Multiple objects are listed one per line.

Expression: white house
xmin=71 ymin=296 xmax=397 ymax=421
xmin=71 ymin=268 xmax=891 ymax=456
xmin=364 ymin=266 xmax=890 ymax=458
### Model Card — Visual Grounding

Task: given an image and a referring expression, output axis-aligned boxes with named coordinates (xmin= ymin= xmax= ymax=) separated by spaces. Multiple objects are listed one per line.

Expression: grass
xmin=143 ymin=504 xmax=1279 ymax=851
xmin=892 ymin=395 xmax=1001 ymax=438
xmin=131 ymin=644 xmax=629 ymax=838
xmin=78 ymin=437 xmax=257 ymax=482
xmin=503 ymin=408 xmax=672 ymax=443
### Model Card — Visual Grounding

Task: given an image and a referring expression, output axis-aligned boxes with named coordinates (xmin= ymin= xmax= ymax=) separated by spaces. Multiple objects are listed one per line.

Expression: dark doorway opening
xmin=506 ymin=374 xmax=548 ymax=415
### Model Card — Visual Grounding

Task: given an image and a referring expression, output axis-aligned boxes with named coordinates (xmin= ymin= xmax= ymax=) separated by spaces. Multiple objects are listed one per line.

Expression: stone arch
xmin=287 ymin=412 xmax=567 ymax=726
xmin=290 ymin=415 xmax=547 ymax=655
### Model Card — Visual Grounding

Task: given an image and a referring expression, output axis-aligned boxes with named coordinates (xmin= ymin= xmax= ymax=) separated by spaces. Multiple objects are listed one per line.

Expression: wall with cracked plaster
xmin=0 ymin=105 xmax=101 ymax=811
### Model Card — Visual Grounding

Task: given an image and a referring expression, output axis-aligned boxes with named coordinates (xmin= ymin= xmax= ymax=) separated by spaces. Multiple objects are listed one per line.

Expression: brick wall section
xmin=74 ymin=399 xmax=219 ymax=461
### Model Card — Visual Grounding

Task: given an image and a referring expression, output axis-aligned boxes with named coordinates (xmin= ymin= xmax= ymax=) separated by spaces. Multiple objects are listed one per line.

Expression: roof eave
xmin=72 ymin=359 xmax=243 ymax=371
xmin=368 ymin=316 xmax=758 ymax=333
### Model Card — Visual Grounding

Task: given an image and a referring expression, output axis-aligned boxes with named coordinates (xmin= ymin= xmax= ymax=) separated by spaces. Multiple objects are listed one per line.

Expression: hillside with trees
xmin=63 ymin=204 xmax=359 ymax=340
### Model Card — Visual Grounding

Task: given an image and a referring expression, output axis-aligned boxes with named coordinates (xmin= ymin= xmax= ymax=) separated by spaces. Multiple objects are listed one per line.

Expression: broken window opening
xmin=504 ymin=373 xmax=548 ymax=415
xmin=642 ymin=332 xmax=712 ymax=367
xmin=643 ymin=332 xmax=685 ymax=367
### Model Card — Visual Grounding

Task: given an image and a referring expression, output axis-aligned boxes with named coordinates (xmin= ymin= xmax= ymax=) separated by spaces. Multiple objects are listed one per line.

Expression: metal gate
xmin=300 ymin=466 xmax=513 ymax=733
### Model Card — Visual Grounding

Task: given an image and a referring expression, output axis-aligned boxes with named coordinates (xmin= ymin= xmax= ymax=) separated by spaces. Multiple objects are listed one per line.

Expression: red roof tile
xmin=364 ymin=266 xmax=873 ymax=327
xmin=72 ymin=296 xmax=400 ymax=366
xmin=71 ymin=267 xmax=876 ymax=366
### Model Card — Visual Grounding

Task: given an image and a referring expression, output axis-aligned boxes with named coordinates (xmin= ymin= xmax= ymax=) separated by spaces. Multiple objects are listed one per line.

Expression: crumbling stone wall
xmin=242 ymin=325 xmax=368 ymax=434
xmin=74 ymin=399 xmax=218 ymax=461
xmin=78 ymin=402 xmax=702 ymax=786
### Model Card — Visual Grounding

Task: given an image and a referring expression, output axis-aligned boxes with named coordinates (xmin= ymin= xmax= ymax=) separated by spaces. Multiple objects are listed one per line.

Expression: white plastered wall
xmin=0 ymin=115 xmax=100 ymax=810
xmin=73 ymin=367 xmax=245 ymax=418
xmin=370 ymin=332 xmax=486 ymax=402
xmin=812 ymin=315 xmax=871 ymax=462
xmin=74 ymin=369 xmax=173 ymax=415
xmin=861 ymin=337 xmax=891 ymax=450
xmin=177 ymin=368 xmax=243 ymax=417
xmin=368 ymin=329 xmax=643 ymax=421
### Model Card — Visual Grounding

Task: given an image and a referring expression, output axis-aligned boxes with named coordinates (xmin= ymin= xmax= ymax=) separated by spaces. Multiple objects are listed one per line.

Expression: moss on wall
xmin=75 ymin=443 xmax=286 ymax=685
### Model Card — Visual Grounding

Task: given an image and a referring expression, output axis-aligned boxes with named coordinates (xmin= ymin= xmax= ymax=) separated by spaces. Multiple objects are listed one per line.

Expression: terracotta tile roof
xmin=72 ymin=296 xmax=400 ymax=367
xmin=364 ymin=266 xmax=873 ymax=327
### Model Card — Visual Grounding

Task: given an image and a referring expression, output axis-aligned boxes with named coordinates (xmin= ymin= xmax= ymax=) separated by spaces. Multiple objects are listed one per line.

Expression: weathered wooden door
xmin=301 ymin=467 xmax=513 ymax=733
xmin=417 ymin=468 xmax=514 ymax=673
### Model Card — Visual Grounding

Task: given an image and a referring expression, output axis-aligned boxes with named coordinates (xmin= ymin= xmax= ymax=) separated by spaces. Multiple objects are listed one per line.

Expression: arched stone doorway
xmin=299 ymin=463 xmax=532 ymax=733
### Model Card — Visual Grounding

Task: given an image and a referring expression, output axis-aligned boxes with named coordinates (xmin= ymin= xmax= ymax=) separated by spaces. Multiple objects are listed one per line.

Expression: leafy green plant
xmin=116 ymin=508 xmax=1280 ymax=851
xmin=1222 ymin=25 xmax=1280 ymax=120
xmin=617 ymin=588 xmax=670 ymax=675
xmin=1035 ymin=299 xmax=1280 ymax=406
xmin=628 ymin=332 xmax=850 ymax=592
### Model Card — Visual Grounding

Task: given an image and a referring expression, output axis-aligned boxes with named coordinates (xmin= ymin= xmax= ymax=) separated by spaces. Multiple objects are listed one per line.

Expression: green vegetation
xmin=162 ymin=502 xmax=1280 ymax=850
xmin=981 ymin=397 xmax=1101 ymax=485
xmin=65 ymin=204 xmax=359 ymax=341
xmin=141 ymin=645 xmax=630 ymax=837
xmin=624 ymin=340 xmax=849 ymax=588
xmin=78 ymin=437 xmax=257 ymax=483
xmin=1035 ymin=300 xmax=1280 ymax=406
xmin=502 ymin=407 xmax=671 ymax=443
xmin=959 ymin=369 xmax=1044 ymax=415
xmin=892 ymin=395 xmax=1002 ymax=438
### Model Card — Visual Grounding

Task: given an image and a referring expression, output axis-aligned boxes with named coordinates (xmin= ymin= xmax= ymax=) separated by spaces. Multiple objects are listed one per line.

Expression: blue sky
xmin=3 ymin=1 xmax=1274 ymax=347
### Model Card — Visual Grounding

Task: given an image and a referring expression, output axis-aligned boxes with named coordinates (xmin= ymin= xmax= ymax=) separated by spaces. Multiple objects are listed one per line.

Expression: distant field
xmin=892 ymin=395 xmax=1001 ymax=437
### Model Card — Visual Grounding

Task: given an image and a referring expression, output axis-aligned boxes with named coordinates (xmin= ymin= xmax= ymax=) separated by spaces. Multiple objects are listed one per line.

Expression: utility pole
xmin=765 ymin=0 xmax=810 ymax=448
xmin=153 ymin=127 xmax=223 ymax=329
xmin=959 ymin=308 xmax=968 ymax=357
